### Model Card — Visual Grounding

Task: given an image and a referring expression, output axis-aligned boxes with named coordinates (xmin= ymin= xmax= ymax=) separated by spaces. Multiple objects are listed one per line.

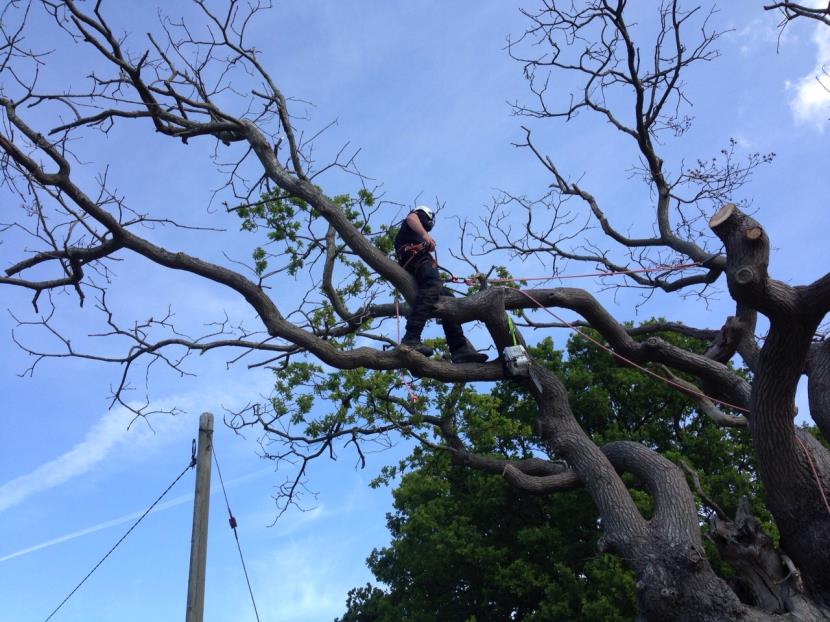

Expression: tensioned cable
xmin=391 ymin=252 xmax=830 ymax=516
xmin=485 ymin=262 xmax=703 ymax=283
xmin=443 ymin=261 xmax=704 ymax=286
xmin=510 ymin=286 xmax=830 ymax=517
xmin=42 ymin=442 xmax=198 ymax=622
xmin=212 ymin=447 xmax=261 ymax=622
xmin=394 ymin=298 xmax=420 ymax=403
xmin=512 ymin=287 xmax=749 ymax=413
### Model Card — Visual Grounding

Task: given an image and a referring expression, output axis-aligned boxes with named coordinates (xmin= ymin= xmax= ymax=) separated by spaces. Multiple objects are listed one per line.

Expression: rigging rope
xmin=391 ymin=252 xmax=830 ymax=516
xmin=443 ymin=261 xmax=704 ymax=286
xmin=793 ymin=433 xmax=830 ymax=517
xmin=394 ymin=297 xmax=421 ymax=403
xmin=42 ymin=442 xmax=197 ymax=622
xmin=509 ymin=286 xmax=830 ymax=518
xmin=511 ymin=287 xmax=750 ymax=413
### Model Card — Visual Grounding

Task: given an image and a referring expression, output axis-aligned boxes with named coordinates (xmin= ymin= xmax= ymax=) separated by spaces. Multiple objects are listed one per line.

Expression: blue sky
xmin=1 ymin=2 xmax=829 ymax=621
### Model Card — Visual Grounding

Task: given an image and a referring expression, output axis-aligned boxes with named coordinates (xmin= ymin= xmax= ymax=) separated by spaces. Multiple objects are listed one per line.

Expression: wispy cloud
xmin=0 ymin=400 xmax=193 ymax=514
xmin=224 ymin=476 xmax=383 ymax=621
xmin=0 ymin=383 xmax=251 ymax=514
xmin=0 ymin=467 xmax=271 ymax=563
xmin=788 ymin=25 xmax=830 ymax=130
xmin=731 ymin=16 xmax=791 ymax=56
xmin=243 ymin=539 xmax=363 ymax=622
xmin=0 ymin=492 xmax=191 ymax=564
xmin=730 ymin=7 xmax=830 ymax=130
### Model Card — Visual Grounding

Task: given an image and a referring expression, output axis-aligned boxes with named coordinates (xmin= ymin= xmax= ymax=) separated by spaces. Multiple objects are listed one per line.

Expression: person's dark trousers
xmin=404 ymin=260 xmax=466 ymax=350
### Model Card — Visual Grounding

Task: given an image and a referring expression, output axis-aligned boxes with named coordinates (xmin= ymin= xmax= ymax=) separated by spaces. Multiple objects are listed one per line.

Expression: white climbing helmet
xmin=413 ymin=205 xmax=435 ymax=231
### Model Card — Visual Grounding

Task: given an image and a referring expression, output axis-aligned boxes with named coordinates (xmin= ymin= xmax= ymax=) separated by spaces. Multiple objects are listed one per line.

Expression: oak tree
xmin=1 ymin=2 xmax=829 ymax=620
xmin=337 ymin=332 xmax=771 ymax=622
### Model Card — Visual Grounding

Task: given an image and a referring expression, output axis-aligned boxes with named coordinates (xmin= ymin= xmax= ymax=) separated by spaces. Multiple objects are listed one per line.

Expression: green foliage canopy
xmin=336 ymin=330 xmax=768 ymax=621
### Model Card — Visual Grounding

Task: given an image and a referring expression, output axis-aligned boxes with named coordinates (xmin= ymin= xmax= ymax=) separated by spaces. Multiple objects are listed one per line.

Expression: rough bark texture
xmin=711 ymin=204 xmax=830 ymax=604
xmin=807 ymin=339 xmax=830 ymax=442
xmin=518 ymin=367 xmax=761 ymax=621
xmin=601 ymin=443 xmax=755 ymax=621
xmin=709 ymin=497 xmax=830 ymax=620
xmin=1 ymin=4 xmax=829 ymax=621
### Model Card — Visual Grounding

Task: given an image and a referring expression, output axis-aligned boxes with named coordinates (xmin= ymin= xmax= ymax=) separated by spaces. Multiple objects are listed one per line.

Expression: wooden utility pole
xmin=186 ymin=412 xmax=214 ymax=622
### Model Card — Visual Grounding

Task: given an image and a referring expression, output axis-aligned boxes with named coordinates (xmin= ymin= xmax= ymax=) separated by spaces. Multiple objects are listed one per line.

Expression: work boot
xmin=401 ymin=333 xmax=434 ymax=357
xmin=450 ymin=339 xmax=488 ymax=364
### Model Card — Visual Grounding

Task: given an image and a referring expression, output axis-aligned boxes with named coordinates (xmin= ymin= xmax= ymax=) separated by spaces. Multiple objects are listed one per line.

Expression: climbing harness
xmin=395 ymin=242 xmax=435 ymax=271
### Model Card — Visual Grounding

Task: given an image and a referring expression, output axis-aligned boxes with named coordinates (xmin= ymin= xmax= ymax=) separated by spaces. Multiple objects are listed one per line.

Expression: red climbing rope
xmin=509 ymin=286 xmax=830 ymax=517
xmin=394 ymin=298 xmax=420 ymax=404
xmin=793 ymin=433 xmax=830 ymax=516
xmin=444 ymin=261 xmax=703 ymax=287
xmin=510 ymin=287 xmax=750 ymax=413
xmin=490 ymin=262 xmax=703 ymax=283
xmin=393 ymin=255 xmax=830 ymax=515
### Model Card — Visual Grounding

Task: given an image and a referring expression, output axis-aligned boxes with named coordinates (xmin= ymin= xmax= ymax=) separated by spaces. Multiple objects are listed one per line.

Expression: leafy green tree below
xmin=336 ymin=327 xmax=770 ymax=621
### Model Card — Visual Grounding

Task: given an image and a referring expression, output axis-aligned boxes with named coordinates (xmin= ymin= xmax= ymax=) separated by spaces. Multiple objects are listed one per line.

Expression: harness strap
xmin=396 ymin=242 xmax=435 ymax=271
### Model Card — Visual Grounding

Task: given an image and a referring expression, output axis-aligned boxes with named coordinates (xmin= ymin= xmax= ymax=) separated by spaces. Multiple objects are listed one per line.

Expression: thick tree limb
xmin=806 ymin=339 xmax=830 ymax=442
xmin=764 ymin=2 xmax=830 ymax=27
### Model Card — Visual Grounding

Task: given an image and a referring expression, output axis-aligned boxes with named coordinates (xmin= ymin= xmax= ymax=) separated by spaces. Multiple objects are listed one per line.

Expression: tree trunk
xmin=709 ymin=497 xmax=830 ymax=620
xmin=807 ymin=339 xmax=830 ymax=442
xmin=630 ymin=539 xmax=759 ymax=622
xmin=600 ymin=443 xmax=760 ymax=621
xmin=710 ymin=204 xmax=830 ymax=602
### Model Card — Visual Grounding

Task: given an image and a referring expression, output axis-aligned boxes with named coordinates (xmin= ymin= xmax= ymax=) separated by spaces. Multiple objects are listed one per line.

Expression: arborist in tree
xmin=394 ymin=206 xmax=488 ymax=364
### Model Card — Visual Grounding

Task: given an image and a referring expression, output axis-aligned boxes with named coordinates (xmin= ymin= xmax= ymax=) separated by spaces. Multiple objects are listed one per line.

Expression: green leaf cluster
xmin=236 ymin=191 xmax=311 ymax=276
xmin=234 ymin=189 xmax=391 ymax=286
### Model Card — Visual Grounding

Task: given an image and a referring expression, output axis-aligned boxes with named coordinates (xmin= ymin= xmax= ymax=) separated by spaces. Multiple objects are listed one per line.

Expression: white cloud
xmin=0 ymin=406 xmax=152 ymax=513
xmin=731 ymin=16 xmax=790 ymax=56
xmin=0 ymin=491 xmax=191 ymax=563
xmin=0 ymin=385 xmax=248 ymax=514
xmin=789 ymin=25 xmax=830 ymax=130
xmin=730 ymin=133 xmax=756 ymax=150
xmin=221 ymin=475 xmax=381 ymax=621
xmin=242 ymin=540 xmax=359 ymax=622
xmin=0 ymin=466 xmax=272 ymax=563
